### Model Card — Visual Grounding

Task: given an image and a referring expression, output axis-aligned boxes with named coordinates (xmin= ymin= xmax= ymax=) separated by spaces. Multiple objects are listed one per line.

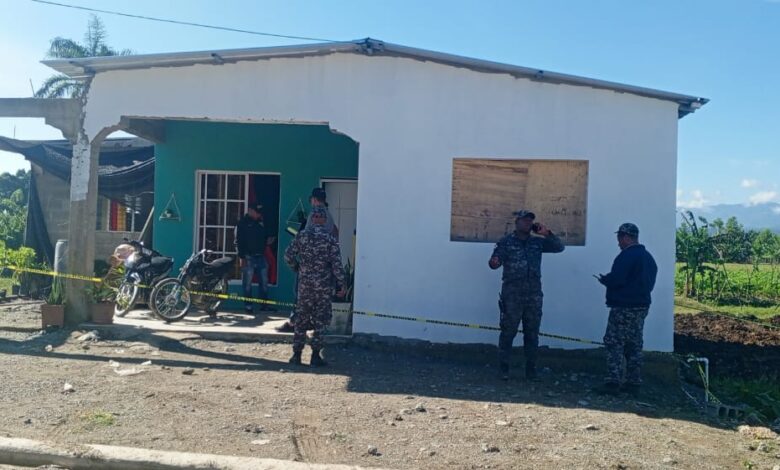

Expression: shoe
xmin=275 ymin=322 xmax=295 ymax=333
xmin=499 ymin=362 xmax=509 ymax=381
xmin=310 ymin=351 xmax=328 ymax=367
xmin=594 ymin=382 xmax=621 ymax=396
xmin=621 ymin=383 xmax=641 ymax=397
xmin=244 ymin=306 xmax=254 ymax=314
xmin=525 ymin=363 xmax=537 ymax=381
xmin=288 ymin=352 xmax=302 ymax=365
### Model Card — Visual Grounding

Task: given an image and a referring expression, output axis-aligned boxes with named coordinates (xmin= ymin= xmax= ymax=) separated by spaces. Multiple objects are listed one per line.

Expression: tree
xmin=676 ymin=211 xmax=718 ymax=297
xmin=0 ymin=170 xmax=30 ymax=249
xmin=752 ymin=229 xmax=780 ymax=264
xmin=720 ymin=216 xmax=752 ymax=263
xmin=34 ymin=15 xmax=132 ymax=98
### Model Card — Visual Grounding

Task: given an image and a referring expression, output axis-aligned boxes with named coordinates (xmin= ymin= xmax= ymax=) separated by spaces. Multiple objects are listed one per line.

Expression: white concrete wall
xmin=82 ymin=53 xmax=680 ymax=351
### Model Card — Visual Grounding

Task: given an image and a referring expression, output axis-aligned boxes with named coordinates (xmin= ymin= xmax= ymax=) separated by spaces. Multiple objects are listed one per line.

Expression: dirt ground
xmin=1 ymin=300 xmax=779 ymax=470
xmin=675 ymin=313 xmax=780 ymax=378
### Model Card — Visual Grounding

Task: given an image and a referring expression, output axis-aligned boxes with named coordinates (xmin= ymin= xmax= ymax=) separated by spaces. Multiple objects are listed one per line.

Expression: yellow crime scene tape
xmin=5 ymin=265 xmax=603 ymax=345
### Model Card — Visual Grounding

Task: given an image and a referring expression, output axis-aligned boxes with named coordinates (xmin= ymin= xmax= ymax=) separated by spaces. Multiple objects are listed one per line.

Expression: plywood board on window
xmin=450 ymin=159 xmax=588 ymax=245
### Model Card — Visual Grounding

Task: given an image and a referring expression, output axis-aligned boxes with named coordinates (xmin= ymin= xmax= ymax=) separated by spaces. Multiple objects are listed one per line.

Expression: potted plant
xmin=87 ymin=279 xmax=116 ymax=324
xmin=41 ymin=277 xmax=65 ymax=328
xmin=330 ymin=259 xmax=355 ymax=335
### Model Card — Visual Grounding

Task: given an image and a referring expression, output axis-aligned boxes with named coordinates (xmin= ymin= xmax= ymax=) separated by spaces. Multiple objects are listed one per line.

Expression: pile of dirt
xmin=675 ymin=313 xmax=780 ymax=378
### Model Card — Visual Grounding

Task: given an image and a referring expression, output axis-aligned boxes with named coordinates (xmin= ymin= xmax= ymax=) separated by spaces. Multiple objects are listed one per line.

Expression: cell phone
xmin=531 ymin=223 xmax=541 ymax=233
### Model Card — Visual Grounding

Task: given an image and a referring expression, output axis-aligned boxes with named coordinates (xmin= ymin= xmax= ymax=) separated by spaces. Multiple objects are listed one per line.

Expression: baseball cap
xmin=311 ymin=187 xmax=327 ymax=202
xmin=616 ymin=222 xmax=639 ymax=237
xmin=512 ymin=210 xmax=536 ymax=220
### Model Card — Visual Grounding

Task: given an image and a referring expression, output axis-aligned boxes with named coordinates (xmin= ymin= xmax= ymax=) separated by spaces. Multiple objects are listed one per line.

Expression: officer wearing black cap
xmin=489 ymin=209 xmax=565 ymax=380
xmin=276 ymin=187 xmax=340 ymax=333
xmin=595 ymin=222 xmax=658 ymax=396
xmin=303 ymin=188 xmax=338 ymax=237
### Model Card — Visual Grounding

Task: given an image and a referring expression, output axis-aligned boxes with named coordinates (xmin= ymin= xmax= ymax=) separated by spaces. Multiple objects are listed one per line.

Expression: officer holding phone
xmin=488 ymin=210 xmax=565 ymax=380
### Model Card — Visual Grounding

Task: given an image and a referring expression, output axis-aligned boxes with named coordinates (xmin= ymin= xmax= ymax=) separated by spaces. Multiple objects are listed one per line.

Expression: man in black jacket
xmin=596 ymin=223 xmax=658 ymax=396
xmin=236 ymin=203 xmax=272 ymax=313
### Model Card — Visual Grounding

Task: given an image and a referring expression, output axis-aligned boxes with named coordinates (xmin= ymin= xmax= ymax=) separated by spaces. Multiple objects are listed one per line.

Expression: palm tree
xmin=35 ymin=15 xmax=132 ymax=98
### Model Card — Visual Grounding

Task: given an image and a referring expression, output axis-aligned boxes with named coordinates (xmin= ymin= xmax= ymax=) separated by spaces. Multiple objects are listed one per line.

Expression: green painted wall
xmin=153 ymin=120 xmax=359 ymax=304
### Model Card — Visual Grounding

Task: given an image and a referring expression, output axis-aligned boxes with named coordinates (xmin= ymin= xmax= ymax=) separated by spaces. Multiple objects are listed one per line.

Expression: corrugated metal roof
xmin=42 ymin=38 xmax=708 ymax=118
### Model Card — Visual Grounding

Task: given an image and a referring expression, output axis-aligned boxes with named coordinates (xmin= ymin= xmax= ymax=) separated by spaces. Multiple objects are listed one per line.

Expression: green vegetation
xmin=36 ymin=15 xmax=131 ymax=98
xmin=712 ymin=376 xmax=780 ymax=424
xmin=81 ymin=409 xmax=116 ymax=427
xmin=674 ymin=294 xmax=780 ymax=320
xmin=0 ymin=170 xmax=29 ymax=250
xmin=676 ymin=211 xmax=779 ymax=318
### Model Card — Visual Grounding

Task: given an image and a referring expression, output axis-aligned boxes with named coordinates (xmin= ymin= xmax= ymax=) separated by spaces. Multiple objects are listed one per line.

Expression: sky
xmin=0 ymin=0 xmax=778 ymax=208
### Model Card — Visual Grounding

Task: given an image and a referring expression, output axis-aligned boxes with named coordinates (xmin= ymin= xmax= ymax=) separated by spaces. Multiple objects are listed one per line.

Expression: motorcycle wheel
xmin=205 ymin=278 xmax=228 ymax=317
xmin=114 ymin=280 xmax=139 ymax=317
xmin=150 ymin=278 xmax=192 ymax=322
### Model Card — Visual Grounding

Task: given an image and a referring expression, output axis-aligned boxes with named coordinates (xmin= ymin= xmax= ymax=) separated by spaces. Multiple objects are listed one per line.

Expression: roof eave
xmin=41 ymin=38 xmax=708 ymax=118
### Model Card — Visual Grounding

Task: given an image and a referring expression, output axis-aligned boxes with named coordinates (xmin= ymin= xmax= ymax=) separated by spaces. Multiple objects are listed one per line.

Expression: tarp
xmin=0 ymin=136 xmax=155 ymax=262
xmin=0 ymin=136 xmax=154 ymax=201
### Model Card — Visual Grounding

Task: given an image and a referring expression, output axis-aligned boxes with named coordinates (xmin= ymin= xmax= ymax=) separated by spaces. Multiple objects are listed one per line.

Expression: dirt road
xmin=1 ymin=300 xmax=778 ymax=469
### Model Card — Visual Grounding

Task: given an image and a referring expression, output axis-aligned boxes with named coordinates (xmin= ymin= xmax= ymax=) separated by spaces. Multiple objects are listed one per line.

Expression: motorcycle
xmin=113 ymin=239 xmax=174 ymax=317
xmin=149 ymin=249 xmax=234 ymax=322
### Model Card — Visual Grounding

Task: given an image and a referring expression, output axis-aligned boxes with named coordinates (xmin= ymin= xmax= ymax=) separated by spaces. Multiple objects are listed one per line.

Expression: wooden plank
xmin=450 ymin=158 xmax=588 ymax=245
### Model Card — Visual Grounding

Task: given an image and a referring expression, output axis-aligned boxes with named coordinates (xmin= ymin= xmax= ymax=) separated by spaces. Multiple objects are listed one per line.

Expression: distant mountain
xmin=676 ymin=202 xmax=780 ymax=232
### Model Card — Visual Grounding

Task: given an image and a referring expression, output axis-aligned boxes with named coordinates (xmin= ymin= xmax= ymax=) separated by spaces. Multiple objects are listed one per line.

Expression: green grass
xmin=81 ymin=409 xmax=116 ymax=427
xmin=675 ymin=295 xmax=780 ymax=320
xmin=675 ymin=262 xmax=780 ymax=319
xmin=0 ymin=276 xmax=13 ymax=295
xmin=711 ymin=376 xmax=780 ymax=424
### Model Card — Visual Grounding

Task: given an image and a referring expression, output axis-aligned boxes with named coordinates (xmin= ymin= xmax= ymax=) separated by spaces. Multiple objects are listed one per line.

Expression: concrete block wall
xmin=32 ymin=164 xmax=140 ymax=267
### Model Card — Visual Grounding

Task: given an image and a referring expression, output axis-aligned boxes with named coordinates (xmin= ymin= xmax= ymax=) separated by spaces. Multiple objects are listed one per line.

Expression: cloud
xmin=741 ymin=179 xmax=759 ymax=188
xmin=773 ymin=207 xmax=780 ymax=215
xmin=677 ymin=189 xmax=709 ymax=209
xmin=748 ymin=191 xmax=779 ymax=205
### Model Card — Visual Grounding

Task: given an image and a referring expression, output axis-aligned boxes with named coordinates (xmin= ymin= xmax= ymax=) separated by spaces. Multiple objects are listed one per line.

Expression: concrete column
xmin=64 ymin=133 xmax=99 ymax=323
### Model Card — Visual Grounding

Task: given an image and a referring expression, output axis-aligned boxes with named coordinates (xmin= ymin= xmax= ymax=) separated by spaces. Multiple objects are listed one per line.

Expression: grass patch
xmin=674 ymin=295 xmax=780 ymax=320
xmin=0 ymin=276 xmax=13 ymax=295
xmin=675 ymin=262 xmax=780 ymax=308
xmin=81 ymin=409 xmax=116 ymax=427
xmin=711 ymin=376 xmax=780 ymax=424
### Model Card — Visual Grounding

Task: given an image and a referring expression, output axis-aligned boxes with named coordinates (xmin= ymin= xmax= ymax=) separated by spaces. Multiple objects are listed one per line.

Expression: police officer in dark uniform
xmin=595 ymin=223 xmax=657 ymax=396
xmin=489 ymin=210 xmax=565 ymax=380
xmin=284 ymin=206 xmax=346 ymax=367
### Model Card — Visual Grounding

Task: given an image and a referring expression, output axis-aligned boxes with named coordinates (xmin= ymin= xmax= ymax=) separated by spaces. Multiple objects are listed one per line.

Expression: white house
xmin=34 ymin=39 xmax=706 ymax=350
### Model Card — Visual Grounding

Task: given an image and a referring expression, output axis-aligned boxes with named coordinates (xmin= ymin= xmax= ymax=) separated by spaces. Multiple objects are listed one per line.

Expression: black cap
xmin=616 ymin=222 xmax=639 ymax=237
xmin=512 ymin=210 xmax=536 ymax=220
xmin=311 ymin=187 xmax=327 ymax=202
xmin=249 ymin=202 xmax=263 ymax=212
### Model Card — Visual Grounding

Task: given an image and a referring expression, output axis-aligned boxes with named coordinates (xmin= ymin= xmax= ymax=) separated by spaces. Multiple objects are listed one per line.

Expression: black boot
xmin=499 ymin=362 xmax=510 ymax=381
xmin=595 ymin=382 xmax=621 ymax=396
xmin=288 ymin=351 xmax=302 ymax=365
xmin=310 ymin=350 xmax=328 ymax=367
xmin=525 ymin=362 xmax=537 ymax=380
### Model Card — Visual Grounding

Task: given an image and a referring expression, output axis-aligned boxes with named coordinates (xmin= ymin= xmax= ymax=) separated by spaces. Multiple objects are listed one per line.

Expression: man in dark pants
xmin=235 ymin=203 xmax=272 ymax=313
xmin=595 ymin=223 xmax=658 ymax=396
xmin=284 ymin=206 xmax=345 ymax=366
xmin=489 ymin=210 xmax=565 ymax=380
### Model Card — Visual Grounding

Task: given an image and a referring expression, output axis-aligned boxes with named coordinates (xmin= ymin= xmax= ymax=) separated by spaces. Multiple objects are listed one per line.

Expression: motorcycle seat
xmin=205 ymin=256 xmax=234 ymax=268
xmin=151 ymin=256 xmax=173 ymax=267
